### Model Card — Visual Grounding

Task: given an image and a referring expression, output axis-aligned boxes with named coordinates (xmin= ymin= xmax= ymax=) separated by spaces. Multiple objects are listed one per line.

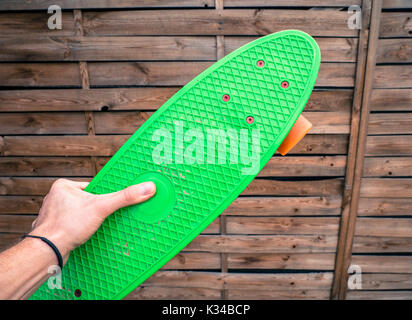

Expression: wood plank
xmin=355 ymin=218 xmax=412 ymax=238
xmin=244 ymin=179 xmax=343 ymax=196
xmin=360 ymin=178 xmax=412 ymax=197
xmin=380 ymin=12 xmax=412 ymax=38
xmin=0 ymin=36 xmax=216 ymax=61
xmin=227 ymin=253 xmax=335 ymax=270
xmin=82 ymin=10 xmax=357 ymax=36
xmin=366 ymin=135 xmax=412 ymax=156
xmin=356 ymin=273 xmax=412 ymax=290
xmin=363 ymin=157 xmax=412 ymax=177
xmin=0 ymin=134 xmax=348 ymax=156
xmin=228 ymin=289 xmax=330 ymax=300
xmin=226 ymin=217 xmax=339 ymax=235
xmin=351 ymin=255 xmax=412 ymax=273
xmin=0 ymin=63 xmax=80 ymax=87
xmin=368 ymin=113 xmax=412 ymax=135
xmin=0 ymin=196 xmax=43 ymax=214
xmin=377 ymin=39 xmax=412 ymax=63
xmin=93 ymin=111 xmax=349 ymax=135
xmin=0 ymin=89 xmax=351 ymax=112
xmin=185 ymin=235 xmax=337 ymax=253
xmin=370 ymin=89 xmax=412 ymax=111
xmin=383 ymin=0 xmax=412 ymax=8
xmin=224 ymin=196 xmax=342 ymax=216
xmin=0 ymin=0 xmax=215 ymax=10
xmin=225 ymin=37 xmax=358 ymax=62
xmin=0 ymin=112 xmax=87 ymax=135
xmin=0 ymin=12 xmax=74 ymax=36
xmin=347 ymin=290 xmax=412 ymax=300
xmin=373 ymin=65 xmax=412 ymax=89
xmin=0 ymin=215 xmax=35 ymax=233
xmin=0 ymin=177 xmax=341 ymax=197
xmin=0 ymin=233 xmax=22 ymax=251
xmin=142 ymin=271 xmax=333 ymax=290
xmin=162 ymin=252 xmax=220 ymax=270
xmin=353 ymin=236 xmax=412 ymax=253
xmin=358 ymin=197 xmax=412 ymax=216
xmin=88 ymin=61 xmax=355 ymax=87
xmin=259 ymin=156 xmax=346 ymax=177
xmin=225 ymin=0 xmax=361 ymax=6
xmin=0 ymin=157 xmax=94 ymax=177
xmin=125 ymin=286 xmax=220 ymax=300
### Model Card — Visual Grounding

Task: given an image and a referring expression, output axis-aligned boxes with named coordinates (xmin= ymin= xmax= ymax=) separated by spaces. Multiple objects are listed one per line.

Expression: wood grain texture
xmin=82 ymin=10 xmax=357 ymax=36
xmin=373 ymin=65 xmax=412 ymax=89
xmin=380 ymin=12 xmax=412 ymax=38
xmin=358 ymin=197 xmax=412 ymax=216
xmin=370 ymin=89 xmax=412 ymax=111
xmin=377 ymin=39 xmax=412 ymax=63
xmin=366 ymin=135 xmax=412 ymax=156
xmin=368 ymin=113 xmax=412 ymax=135
xmin=363 ymin=157 xmax=412 ymax=177
xmin=347 ymin=290 xmax=412 ymax=300
xmin=360 ymin=178 xmax=412 ymax=198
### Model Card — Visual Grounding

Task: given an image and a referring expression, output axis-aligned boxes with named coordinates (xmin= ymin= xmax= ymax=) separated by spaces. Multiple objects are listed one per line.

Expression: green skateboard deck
xmin=31 ymin=30 xmax=320 ymax=300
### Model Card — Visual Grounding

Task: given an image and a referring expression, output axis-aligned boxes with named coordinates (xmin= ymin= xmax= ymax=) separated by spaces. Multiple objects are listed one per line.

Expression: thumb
xmin=95 ymin=181 xmax=156 ymax=217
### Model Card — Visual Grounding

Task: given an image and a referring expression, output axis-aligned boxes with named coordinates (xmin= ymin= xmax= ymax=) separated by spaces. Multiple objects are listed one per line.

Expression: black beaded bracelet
xmin=22 ymin=234 xmax=63 ymax=270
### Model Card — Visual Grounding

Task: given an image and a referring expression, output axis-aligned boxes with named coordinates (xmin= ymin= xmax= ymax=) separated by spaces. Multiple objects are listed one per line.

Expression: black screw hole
xmin=74 ymin=289 xmax=81 ymax=297
xmin=388 ymin=171 xmax=392 ymax=175
xmin=408 ymin=30 xmax=412 ymax=35
xmin=101 ymin=105 xmax=109 ymax=112
xmin=292 ymin=245 xmax=296 ymax=249
xmin=204 ymin=3 xmax=208 ymax=7
xmin=290 ymin=282 xmax=295 ymax=286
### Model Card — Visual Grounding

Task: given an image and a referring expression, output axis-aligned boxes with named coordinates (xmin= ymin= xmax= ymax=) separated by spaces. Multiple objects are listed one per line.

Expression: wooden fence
xmin=0 ymin=0 xmax=410 ymax=300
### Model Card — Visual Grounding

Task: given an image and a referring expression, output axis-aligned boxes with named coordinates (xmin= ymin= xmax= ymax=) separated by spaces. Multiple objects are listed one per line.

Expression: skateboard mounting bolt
xmin=281 ymin=81 xmax=289 ymax=89
xmin=246 ymin=116 xmax=254 ymax=124
xmin=74 ymin=289 xmax=82 ymax=297
xmin=222 ymin=94 xmax=230 ymax=102
xmin=257 ymin=60 xmax=265 ymax=67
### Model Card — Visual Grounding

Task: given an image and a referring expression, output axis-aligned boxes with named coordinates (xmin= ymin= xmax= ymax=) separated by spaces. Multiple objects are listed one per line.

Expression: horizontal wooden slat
xmin=380 ymin=12 xmax=412 ymax=38
xmin=226 ymin=217 xmax=339 ymax=235
xmin=0 ymin=196 xmax=43 ymax=214
xmin=185 ymin=235 xmax=337 ymax=253
xmin=0 ymin=134 xmax=348 ymax=156
xmin=382 ymin=0 xmax=412 ymax=8
xmin=126 ymin=286 xmax=220 ymax=300
xmin=0 ymin=233 xmax=22 ymax=251
xmin=225 ymin=0 xmax=361 ymax=6
xmin=0 ymin=12 xmax=74 ymax=36
xmin=360 ymin=178 xmax=412 ymax=198
xmin=304 ymin=112 xmax=350 ymax=134
xmin=353 ymin=236 xmax=412 ymax=253
xmin=377 ymin=39 xmax=412 ymax=63
xmin=225 ymin=196 xmax=342 ymax=216
xmin=227 ymin=253 xmax=335 ymax=270
xmin=0 ymin=89 xmax=351 ymax=112
xmin=0 ymin=63 xmax=80 ymax=87
xmin=87 ymin=62 xmax=354 ymax=87
xmin=373 ymin=65 xmax=412 ymax=89
xmin=363 ymin=157 xmax=412 ymax=177
xmin=162 ymin=252 xmax=220 ymax=270
xmin=244 ymin=179 xmax=343 ymax=196
xmin=225 ymin=37 xmax=358 ymax=62
xmin=366 ymin=135 xmax=412 ymax=156
xmin=0 ymin=112 xmax=87 ymax=135
xmin=358 ymin=197 xmax=412 ymax=216
xmin=82 ymin=10 xmax=357 ymax=36
xmin=0 ymin=0 xmax=215 ymax=10
xmin=0 ymin=215 xmax=35 ymax=233
xmin=368 ymin=113 xmax=412 ymax=135
xmin=351 ymin=255 xmax=412 ymax=273
xmin=370 ymin=89 xmax=412 ymax=111
xmin=142 ymin=271 xmax=333 ymax=290
xmin=0 ymin=177 xmax=341 ymax=197
xmin=0 ymin=157 xmax=94 ymax=177
xmin=355 ymin=218 xmax=412 ymax=238
xmin=0 ymin=36 xmax=216 ymax=61
xmin=356 ymin=273 xmax=412 ymax=290
xmin=347 ymin=290 xmax=412 ymax=300
xmin=228 ymin=289 xmax=330 ymax=300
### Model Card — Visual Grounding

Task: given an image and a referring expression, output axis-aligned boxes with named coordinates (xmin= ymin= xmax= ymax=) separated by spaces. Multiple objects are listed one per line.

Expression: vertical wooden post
xmin=331 ymin=0 xmax=382 ymax=300
xmin=73 ymin=9 xmax=98 ymax=176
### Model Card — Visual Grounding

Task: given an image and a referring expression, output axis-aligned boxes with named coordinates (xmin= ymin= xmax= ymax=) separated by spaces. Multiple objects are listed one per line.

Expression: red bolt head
xmin=246 ymin=116 xmax=254 ymax=124
xmin=281 ymin=81 xmax=289 ymax=89
xmin=257 ymin=60 xmax=265 ymax=67
xmin=222 ymin=94 xmax=230 ymax=102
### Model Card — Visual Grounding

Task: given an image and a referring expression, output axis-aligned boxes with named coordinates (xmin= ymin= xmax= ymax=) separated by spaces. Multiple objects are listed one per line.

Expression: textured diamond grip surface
xmin=31 ymin=30 xmax=320 ymax=300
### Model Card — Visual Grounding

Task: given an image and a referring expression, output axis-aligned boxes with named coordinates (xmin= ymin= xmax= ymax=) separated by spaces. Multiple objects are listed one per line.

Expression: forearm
xmin=0 ymin=238 xmax=60 ymax=300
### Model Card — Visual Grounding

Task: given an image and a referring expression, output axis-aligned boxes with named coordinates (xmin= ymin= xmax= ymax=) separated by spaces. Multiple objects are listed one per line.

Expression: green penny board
xmin=31 ymin=30 xmax=320 ymax=300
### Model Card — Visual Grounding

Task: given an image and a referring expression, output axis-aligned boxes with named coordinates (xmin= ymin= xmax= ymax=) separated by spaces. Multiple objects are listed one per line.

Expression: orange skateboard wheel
xmin=277 ymin=115 xmax=312 ymax=156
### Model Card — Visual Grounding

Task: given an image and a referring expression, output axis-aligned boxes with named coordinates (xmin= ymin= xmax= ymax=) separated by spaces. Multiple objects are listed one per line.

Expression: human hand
xmin=30 ymin=179 xmax=156 ymax=263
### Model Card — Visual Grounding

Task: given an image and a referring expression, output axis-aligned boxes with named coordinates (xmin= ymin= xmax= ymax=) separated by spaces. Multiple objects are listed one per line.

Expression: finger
xmin=69 ymin=181 xmax=90 ymax=190
xmin=95 ymin=182 xmax=156 ymax=217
